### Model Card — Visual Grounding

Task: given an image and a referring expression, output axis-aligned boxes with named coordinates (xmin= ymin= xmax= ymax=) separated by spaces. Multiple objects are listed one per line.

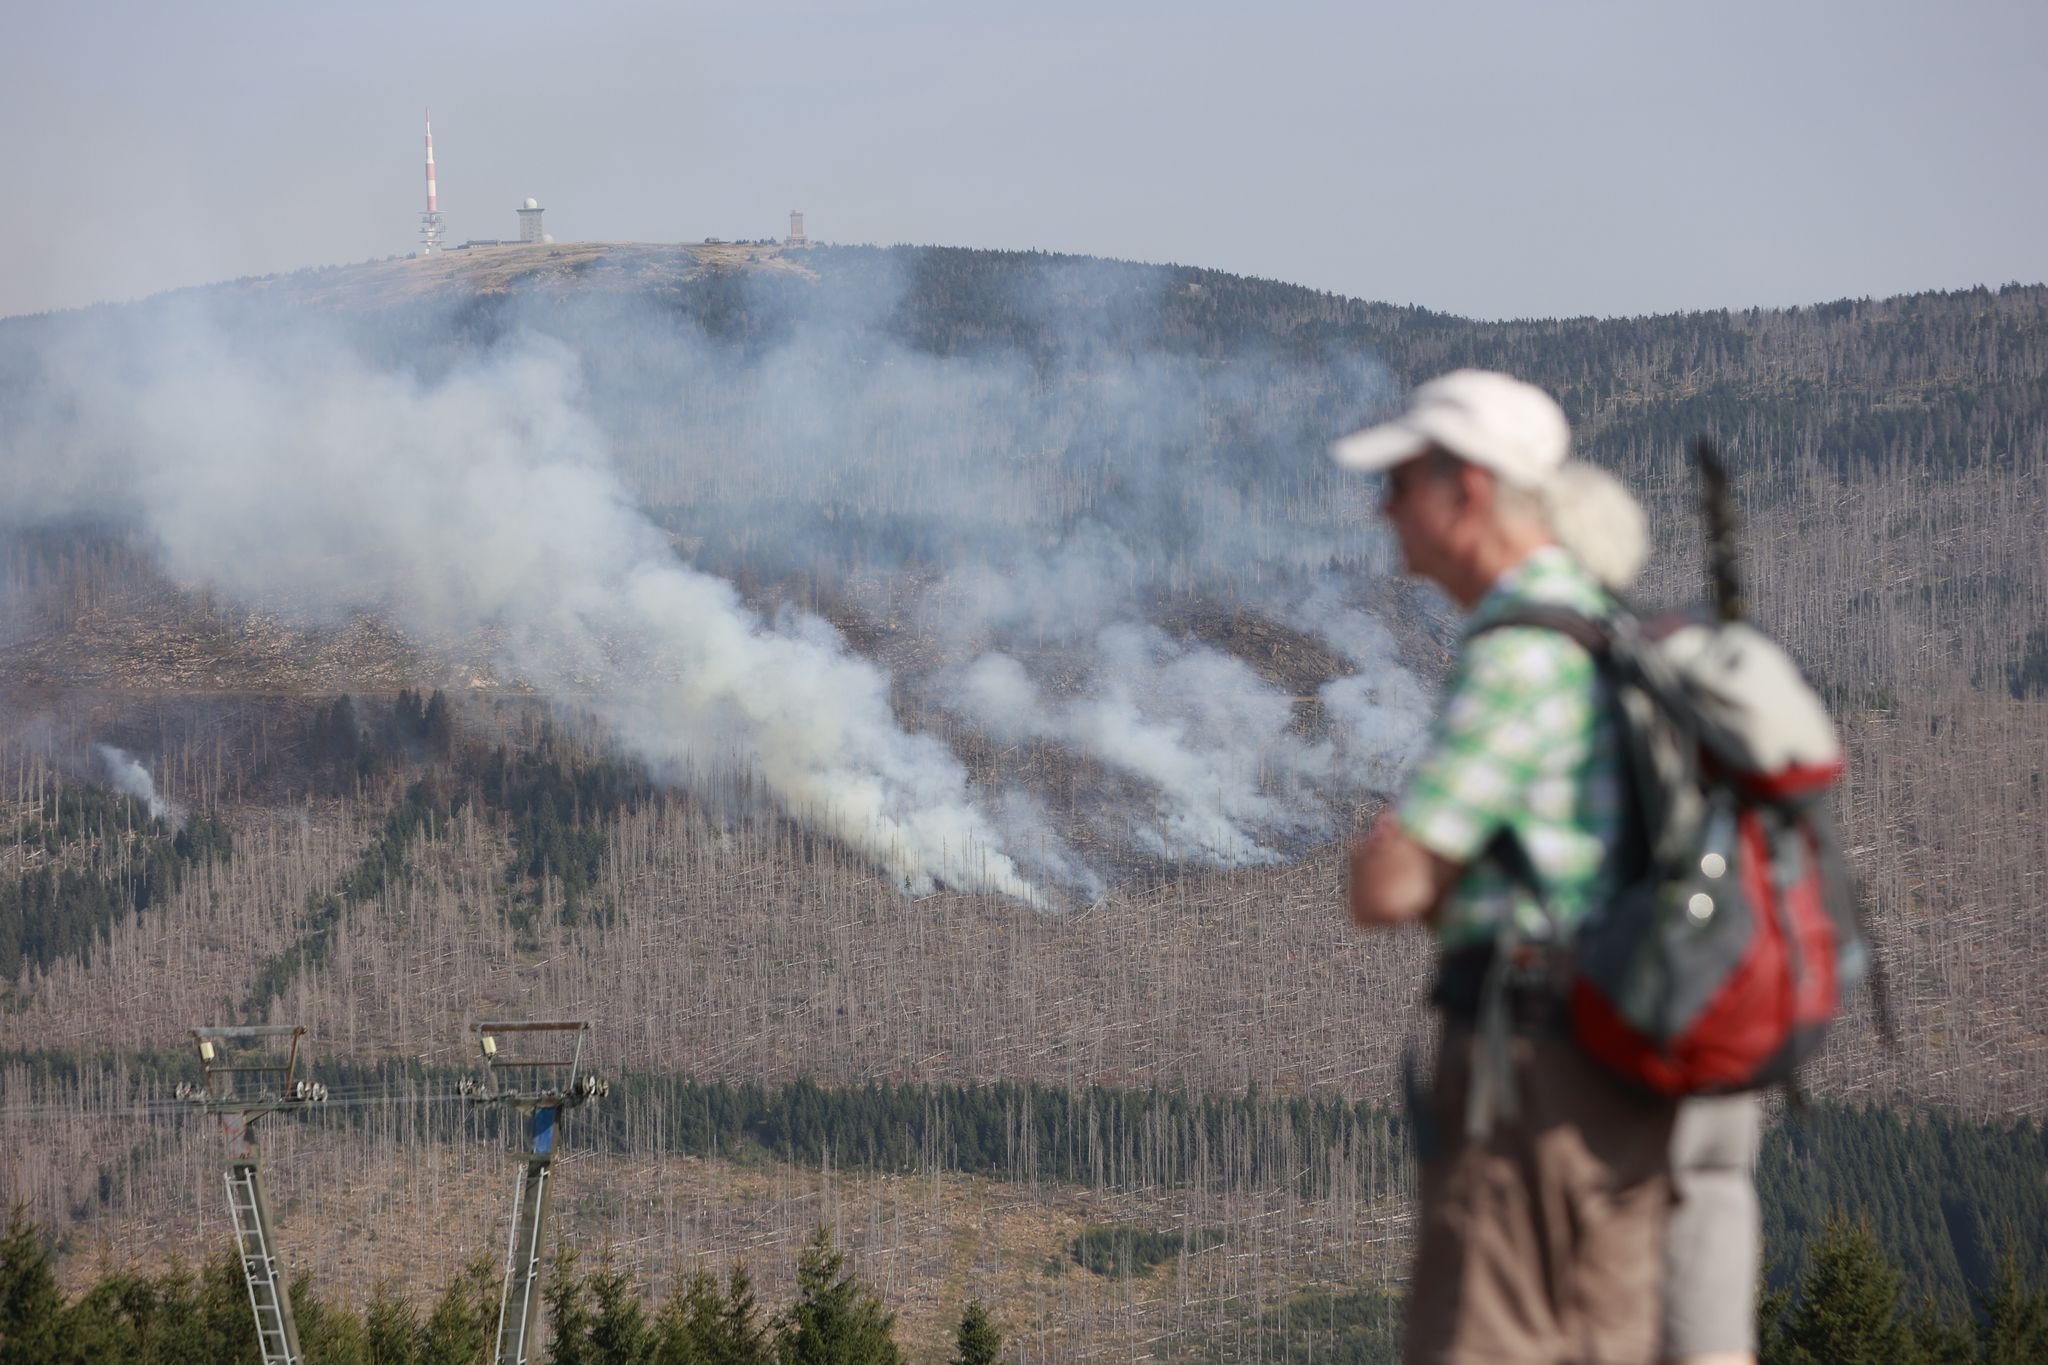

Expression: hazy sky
xmin=4 ymin=0 xmax=2041 ymax=321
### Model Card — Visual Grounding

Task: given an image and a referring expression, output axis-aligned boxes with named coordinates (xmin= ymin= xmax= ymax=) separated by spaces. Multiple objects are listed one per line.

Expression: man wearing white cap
xmin=1336 ymin=370 xmax=1677 ymax=1363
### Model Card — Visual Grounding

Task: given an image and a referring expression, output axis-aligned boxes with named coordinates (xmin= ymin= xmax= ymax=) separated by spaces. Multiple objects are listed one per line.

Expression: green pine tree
xmin=950 ymin=1299 xmax=1002 ymax=1365
xmin=293 ymin=1268 xmax=371 ymax=1365
xmin=1756 ymin=1269 xmax=1794 ymax=1365
xmin=0 ymin=1209 xmax=63 ymax=1365
xmin=363 ymin=1278 xmax=421 ymax=1365
xmin=1977 ymin=1239 xmax=2048 ymax=1365
xmin=424 ymin=689 xmax=456 ymax=757
xmin=774 ymin=1228 xmax=904 ymax=1365
xmin=654 ymin=1263 xmax=772 ymax=1365
xmin=195 ymin=1244 xmax=262 ymax=1364
xmin=56 ymin=1274 xmax=142 ymax=1365
xmin=713 ymin=1265 xmax=773 ymax=1365
xmin=587 ymin=1249 xmax=651 ymax=1365
xmin=1776 ymin=1215 xmax=1910 ymax=1365
xmin=651 ymin=1272 xmax=711 ymax=1365
xmin=418 ymin=1258 xmax=497 ymax=1365
xmin=148 ymin=1261 xmax=231 ymax=1365
xmin=1902 ymin=1298 xmax=1977 ymax=1365
xmin=545 ymin=1246 xmax=597 ymax=1365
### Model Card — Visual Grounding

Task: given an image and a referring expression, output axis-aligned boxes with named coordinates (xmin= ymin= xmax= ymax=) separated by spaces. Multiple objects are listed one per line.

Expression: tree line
xmin=0 ymin=1214 xmax=999 ymax=1365
xmin=7 ymin=1206 xmax=2045 ymax=1364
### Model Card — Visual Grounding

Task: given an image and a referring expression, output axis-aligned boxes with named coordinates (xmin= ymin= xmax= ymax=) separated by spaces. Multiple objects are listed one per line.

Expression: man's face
xmin=1379 ymin=451 xmax=1464 ymax=585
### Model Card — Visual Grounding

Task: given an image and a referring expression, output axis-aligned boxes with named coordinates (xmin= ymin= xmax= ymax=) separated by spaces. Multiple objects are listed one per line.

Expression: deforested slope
xmin=0 ymin=246 xmax=2042 ymax=1337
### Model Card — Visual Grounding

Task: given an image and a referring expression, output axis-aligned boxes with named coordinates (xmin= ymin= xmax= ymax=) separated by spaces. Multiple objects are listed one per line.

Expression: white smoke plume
xmin=1287 ymin=582 xmax=1435 ymax=788
xmin=951 ymin=630 xmax=1336 ymax=864
xmin=49 ymin=322 xmax=1038 ymax=901
xmin=0 ymin=250 xmax=1430 ymax=901
xmin=96 ymin=744 xmax=170 ymax=822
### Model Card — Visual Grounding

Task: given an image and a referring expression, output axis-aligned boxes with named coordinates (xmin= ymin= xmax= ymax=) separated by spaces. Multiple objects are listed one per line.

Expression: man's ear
xmin=1452 ymin=460 xmax=1493 ymax=511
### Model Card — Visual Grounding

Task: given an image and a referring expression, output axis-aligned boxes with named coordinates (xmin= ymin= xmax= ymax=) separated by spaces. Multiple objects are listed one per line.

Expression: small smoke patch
xmin=95 ymin=744 xmax=171 ymax=823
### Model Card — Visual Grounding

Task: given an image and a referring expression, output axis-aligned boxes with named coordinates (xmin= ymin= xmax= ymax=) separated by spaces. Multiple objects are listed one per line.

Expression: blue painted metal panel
xmin=532 ymin=1106 xmax=556 ymax=1155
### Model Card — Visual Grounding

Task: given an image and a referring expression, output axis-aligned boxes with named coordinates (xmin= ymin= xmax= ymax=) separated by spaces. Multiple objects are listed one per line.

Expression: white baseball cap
xmin=1330 ymin=369 xmax=1570 ymax=488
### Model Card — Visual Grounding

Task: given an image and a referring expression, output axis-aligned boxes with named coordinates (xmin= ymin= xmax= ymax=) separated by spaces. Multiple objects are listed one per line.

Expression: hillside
xmin=1 ymin=244 xmax=2043 ymax=1354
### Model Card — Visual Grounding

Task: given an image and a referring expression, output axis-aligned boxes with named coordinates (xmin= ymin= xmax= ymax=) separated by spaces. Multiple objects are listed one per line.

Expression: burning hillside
xmin=0 ymin=245 xmax=1430 ymax=902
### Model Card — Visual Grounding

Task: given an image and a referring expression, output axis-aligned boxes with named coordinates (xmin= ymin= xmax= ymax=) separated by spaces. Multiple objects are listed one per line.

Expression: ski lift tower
xmin=179 ymin=1025 xmax=328 ymax=1365
xmin=463 ymin=1020 xmax=609 ymax=1365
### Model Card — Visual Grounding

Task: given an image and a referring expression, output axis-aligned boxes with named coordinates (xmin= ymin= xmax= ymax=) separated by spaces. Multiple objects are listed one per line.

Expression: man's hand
xmin=1348 ymin=808 xmax=1462 ymax=929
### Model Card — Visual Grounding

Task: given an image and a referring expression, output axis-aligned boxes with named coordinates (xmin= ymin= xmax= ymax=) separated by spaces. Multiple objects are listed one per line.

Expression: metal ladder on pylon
xmin=463 ymin=1021 xmax=607 ymax=1365
xmin=180 ymin=1026 xmax=319 ymax=1365
xmin=225 ymin=1160 xmax=301 ymax=1365
xmin=495 ymin=1157 xmax=553 ymax=1365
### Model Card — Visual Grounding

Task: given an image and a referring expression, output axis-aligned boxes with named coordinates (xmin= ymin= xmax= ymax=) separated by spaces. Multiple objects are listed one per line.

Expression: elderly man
xmin=1335 ymin=370 xmax=1677 ymax=1364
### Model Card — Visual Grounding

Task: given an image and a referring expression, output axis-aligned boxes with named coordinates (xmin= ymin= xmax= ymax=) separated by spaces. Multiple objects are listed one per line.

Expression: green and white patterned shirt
xmin=1396 ymin=546 xmax=1629 ymax=951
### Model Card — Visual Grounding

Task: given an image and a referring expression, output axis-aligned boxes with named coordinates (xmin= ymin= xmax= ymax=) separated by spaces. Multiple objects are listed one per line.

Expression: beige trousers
xmin=1406 ymin=1023 xmax=1678 ymax=1365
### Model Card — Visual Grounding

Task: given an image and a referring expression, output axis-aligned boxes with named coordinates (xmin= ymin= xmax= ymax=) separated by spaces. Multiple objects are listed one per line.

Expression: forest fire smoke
xmin=0 ymin=252 xmax=1430 ymax=902
xmin=96 ymin=744 xmax=171 ymax=822
xmin=103 ymin=333 xmax=1034 ymax=901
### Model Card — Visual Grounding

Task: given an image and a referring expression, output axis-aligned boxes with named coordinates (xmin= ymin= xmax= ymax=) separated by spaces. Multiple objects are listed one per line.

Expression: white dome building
xmin=517 ymin=198 xmax=545 ymax=243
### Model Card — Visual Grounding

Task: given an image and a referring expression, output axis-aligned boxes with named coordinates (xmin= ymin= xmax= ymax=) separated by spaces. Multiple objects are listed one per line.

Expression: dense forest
xmin=0 ymin=243 xmax=2042 ymax=1357
xmin=6 ymin=1195 xmax=2046 ymax=1363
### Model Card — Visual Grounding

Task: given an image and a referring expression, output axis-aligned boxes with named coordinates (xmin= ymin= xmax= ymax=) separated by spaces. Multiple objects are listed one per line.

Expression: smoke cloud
xmin=96 ymin=744 xmax=170 ymax=823
xmin=0 ymin=248 xmax=1429 ymax=901
xmin=951 ymin=629 xmax=1330 ymax=865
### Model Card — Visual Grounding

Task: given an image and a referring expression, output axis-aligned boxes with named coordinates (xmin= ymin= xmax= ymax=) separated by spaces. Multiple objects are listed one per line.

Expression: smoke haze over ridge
xmin=0 ymin=246 xmax=1432 ymax=900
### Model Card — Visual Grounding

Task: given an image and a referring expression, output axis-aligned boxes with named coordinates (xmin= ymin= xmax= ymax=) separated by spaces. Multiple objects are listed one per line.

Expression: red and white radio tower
xmin=419 ymin=107 xmax=445 ymax=254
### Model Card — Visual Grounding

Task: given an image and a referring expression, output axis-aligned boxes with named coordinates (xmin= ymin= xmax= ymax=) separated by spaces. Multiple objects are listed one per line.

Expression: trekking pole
xmin=1692 ymin=436 xmax=1744 ymax=624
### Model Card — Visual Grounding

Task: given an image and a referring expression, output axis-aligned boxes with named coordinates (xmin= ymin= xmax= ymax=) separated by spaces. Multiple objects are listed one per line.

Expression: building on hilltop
xmin=787 ymin=210 xmax=807 ymax=246
xmin=518 ymin=198 xmax=547 ymax=244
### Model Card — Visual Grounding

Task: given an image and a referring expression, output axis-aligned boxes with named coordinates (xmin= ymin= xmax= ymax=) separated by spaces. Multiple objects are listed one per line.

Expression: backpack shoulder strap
xmin=1468 ymin=604 xmax=1616 ymax=659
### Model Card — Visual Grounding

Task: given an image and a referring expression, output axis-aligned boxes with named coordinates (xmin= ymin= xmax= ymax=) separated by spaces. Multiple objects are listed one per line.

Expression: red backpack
xmin=1476 ymin=604 xmax=1869 ymax=1097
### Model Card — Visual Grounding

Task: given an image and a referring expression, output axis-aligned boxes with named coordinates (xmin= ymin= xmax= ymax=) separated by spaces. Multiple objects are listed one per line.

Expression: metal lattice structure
xmin=179 ymin=1025 xmax=328 ymax=1365
xmin=463 ymin=1021 xmax=608 ymax=1365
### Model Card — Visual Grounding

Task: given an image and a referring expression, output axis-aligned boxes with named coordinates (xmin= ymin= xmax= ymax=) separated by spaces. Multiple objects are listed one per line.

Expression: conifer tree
xmin=774 ymin=1228 xmax=904 ymax=1365
xmin=716 ymin=1264 xmax=773 ymax=1365
xmin=419 ymin=1257 xmax=497 ymax=1365
xmin=149 ymin=1261 xmax=228 ymax=1365
xmin=654 ymin=1263 xmax=774 ymax=1365
xmin=652 ymin=1272 xmax=710 ymax=1365
xmin=292 ymin=1268 xmax=371 ymax=1365
xmin=1902 ymin=1299 xmax=1976 ymax=1365
xmin=587 ymin=1248 xmax=652 ymax=1365
xmin=1977 ymin=1239 xmax=2048 ymax=1365
xmin=546 ymin=1246 xmax=597 ymax=1365
xmin=364 ymin=1278 xmax=421 ymax=1365
xmin=1776 ymin=1216 xmax=1910 ymax=1365
xmin=424 ymin=689 xmax=456 ymax=757
xmin=0 ymin=1208 xmax=62 ymax=1365
xmin=196 ymin=1245 xmax=261 ymax=1362
xmin=715 ymin=1265 xmax=773 ymax=1365
xmin=951 ymin=1299 xmax=1002 ymax=1365
xmin=1756 ymin=1271 xmax=1794 ymax=1364
xmin=57 ymin=1274 xmax=145 ymax=1365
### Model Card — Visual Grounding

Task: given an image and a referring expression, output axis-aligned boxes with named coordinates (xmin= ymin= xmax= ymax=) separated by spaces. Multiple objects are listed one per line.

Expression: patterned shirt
xmin=1396 ymin=546 xmax=1629 ymax=951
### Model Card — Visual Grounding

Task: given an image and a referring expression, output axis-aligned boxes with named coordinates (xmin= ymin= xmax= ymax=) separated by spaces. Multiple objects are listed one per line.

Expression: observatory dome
xmin=524 ymin=197 xmax=539 ymax=209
